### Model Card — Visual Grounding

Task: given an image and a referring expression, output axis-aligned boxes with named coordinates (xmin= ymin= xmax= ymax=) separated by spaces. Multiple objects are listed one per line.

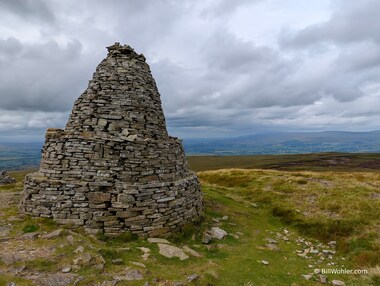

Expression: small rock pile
xmin=0 ymin=171 xmax=16 ymax=185
xmin=262 ymin=228 xmax=347 ymax=285
xmin=296 ymin=238 xmax=345 ymax=285
xmin=202 ymin=216 xmax=229 ymax=244
xmin=147 ymin=237 xmax=202 ymax=261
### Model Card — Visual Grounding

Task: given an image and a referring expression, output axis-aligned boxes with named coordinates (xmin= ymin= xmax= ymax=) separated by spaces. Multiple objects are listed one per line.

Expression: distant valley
xmin=1 ymin=131 xmax=380 ymax=170
xmin=183 ymin=130 xmax=380 ymax=155
xmin=0 ymin=143 xmax=42 ymax=170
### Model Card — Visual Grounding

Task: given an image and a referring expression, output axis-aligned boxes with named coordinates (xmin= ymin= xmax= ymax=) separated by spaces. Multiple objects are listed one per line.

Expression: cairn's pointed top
xmin=106 ymin=42 xmax=146 ymax=61
xmin=106 ymin=42 xmax=134 ymax=53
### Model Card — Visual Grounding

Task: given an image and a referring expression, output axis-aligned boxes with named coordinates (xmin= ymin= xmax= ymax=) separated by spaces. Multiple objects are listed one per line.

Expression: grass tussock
xmin=22 ymin=224 xmax=40 ymax=233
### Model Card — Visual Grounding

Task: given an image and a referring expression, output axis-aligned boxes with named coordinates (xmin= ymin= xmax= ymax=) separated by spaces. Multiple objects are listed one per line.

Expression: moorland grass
xmin=199 ymin=168 xmax=380 ymax=269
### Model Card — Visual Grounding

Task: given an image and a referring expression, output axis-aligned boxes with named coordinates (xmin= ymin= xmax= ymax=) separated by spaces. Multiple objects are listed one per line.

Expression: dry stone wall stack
xmin=20 ymin=43 xmax=204 ymax=237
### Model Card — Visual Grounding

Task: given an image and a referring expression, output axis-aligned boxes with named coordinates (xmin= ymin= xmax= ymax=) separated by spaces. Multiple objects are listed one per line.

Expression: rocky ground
xmin=0 ymin=192 xmax=351 ymax=286
xmin=0 ymin=189 xmax=218 ymax=286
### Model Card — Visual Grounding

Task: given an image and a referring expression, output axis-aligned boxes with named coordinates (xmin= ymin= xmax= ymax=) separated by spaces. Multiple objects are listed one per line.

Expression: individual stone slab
xmin=41 ymin=229 xmax=63 ymax=239
xmin=183 ymin=245 xmax=202 ymax=257
xmin=147 ymin=238 xmax=170 ymax=244
xmin=0 ymin=226 xmax=11 ymax=237
xmin=20 ymin=43 xmax=204 ymax=237
xmin=332 ymin=280 xmax=345 ymax=286
xmin=114 ymin=268 xmax=143 ymax=281
xmin=157 ymin=243 xmax=189 ymax=260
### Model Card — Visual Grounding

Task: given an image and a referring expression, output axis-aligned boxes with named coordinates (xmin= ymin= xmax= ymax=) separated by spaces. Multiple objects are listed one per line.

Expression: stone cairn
xmin=0 ymin=171 xmax=16 ymax=185
xmin=20 ymin=43 xmax=204 ymax=237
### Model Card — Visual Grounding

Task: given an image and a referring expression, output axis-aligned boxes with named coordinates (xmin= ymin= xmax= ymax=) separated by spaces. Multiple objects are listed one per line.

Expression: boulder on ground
xmin=209 ymin=227 xmax=228 ymax=240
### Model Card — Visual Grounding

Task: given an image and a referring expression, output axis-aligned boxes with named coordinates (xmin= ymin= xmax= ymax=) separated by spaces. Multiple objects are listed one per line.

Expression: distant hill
xmin=183 ymin=131 xmax=380 ymax=155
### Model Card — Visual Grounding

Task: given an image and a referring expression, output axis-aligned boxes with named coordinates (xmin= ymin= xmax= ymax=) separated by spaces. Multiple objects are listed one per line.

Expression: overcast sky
xmin=0 ymin=0 xmax=379 ymax=141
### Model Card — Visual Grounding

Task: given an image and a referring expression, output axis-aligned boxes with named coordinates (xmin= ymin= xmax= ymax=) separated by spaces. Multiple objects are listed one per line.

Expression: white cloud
xmin=0 ymin=109 xmax=68 ymax=130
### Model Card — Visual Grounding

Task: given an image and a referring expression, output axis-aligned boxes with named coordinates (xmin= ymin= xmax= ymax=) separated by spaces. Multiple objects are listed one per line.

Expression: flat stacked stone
xmin=20 ymin=43 xmax=204 ymax=237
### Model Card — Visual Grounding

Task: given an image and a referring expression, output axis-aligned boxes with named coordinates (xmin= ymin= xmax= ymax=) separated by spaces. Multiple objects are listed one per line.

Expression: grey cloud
xmin=0 ymin=109 xmax=68 ymax=131
xmin=154 ymin=27 xmax=337 ymax=128
xmin=199 ymin=30 xmax=326 ymax=109
xmin=0 ymin=0 xmax=55 ymax=24
xmin=73 ymin=0 xmax=186 ymax=52
xmin=166 ymin=106 xmax=258 ymax=138
xmin=0 ymin=38 xmax=95 ymax=112
xmin=276 ymin=0 xmax=380 ymax=107
xmin=336 ymin=42 xmax=380 ymax=72
xmin=201 ymin=0 xmax=260 ymax=17
xmin=202 ymin=30 xmax=277 ymax=73
xmin=281 ymin=0 xmax=380 ymax=47
xmin=0 ymin=37 xmax=23 ymax=59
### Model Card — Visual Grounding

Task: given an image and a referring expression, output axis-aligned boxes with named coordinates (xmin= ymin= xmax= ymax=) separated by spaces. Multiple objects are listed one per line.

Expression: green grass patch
xmin=0 ymin=275 xmax=33 ymax=286
xmin=22 ymin=224 xmax=39 ymax=233
xmin=24 ymin=258 xmax=57 ymax=272
xmin=98 ymin=248 xmax=123 ymax=262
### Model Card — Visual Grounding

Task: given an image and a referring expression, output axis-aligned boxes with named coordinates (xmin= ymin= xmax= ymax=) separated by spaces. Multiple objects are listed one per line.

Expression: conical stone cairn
xmin=21 ymin=43 xmax=204 ymax=237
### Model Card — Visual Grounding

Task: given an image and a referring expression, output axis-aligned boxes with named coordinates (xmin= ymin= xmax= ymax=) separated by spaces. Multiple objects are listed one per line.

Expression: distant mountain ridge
xmin=183 ymin=131 xmax=380 ymax=155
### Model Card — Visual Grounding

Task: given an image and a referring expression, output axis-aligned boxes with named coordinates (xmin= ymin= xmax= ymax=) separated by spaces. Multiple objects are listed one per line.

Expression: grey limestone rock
xmin=331 ymin=280 xmax=345 ymax=286
xmin=157 ymin=243 xmax=189 ymax=260
xmin=183 ymin=245 xmax=202 ymax=257
xmin=41 ymin=229 xmax=63 ymax=239
xmin=114 ymin=267 xmax=143 ymax=281
xmin=208 ymin=227 xmax=228 ymax=240
xmin=147 ymin=237 xmax=170 ymax=244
